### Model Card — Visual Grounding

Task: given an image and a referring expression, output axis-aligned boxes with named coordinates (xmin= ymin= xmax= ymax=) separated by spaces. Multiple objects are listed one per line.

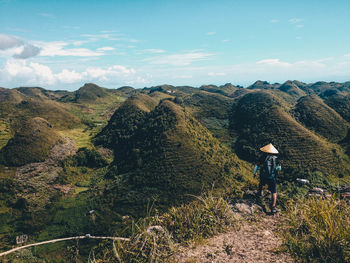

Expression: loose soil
xmin=176 ymin=202 xmax=293 ymax=263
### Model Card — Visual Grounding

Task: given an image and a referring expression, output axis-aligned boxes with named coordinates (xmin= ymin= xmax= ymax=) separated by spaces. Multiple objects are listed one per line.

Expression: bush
xmin=62 ymin=147 xmax=108 ymax=168
xmin=283 ymin=197 xmax=350 ymax=262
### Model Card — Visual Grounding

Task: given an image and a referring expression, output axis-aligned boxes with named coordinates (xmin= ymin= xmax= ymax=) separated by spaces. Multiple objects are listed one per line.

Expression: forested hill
xmin=0 ymin=80 xmax=350 ymax=261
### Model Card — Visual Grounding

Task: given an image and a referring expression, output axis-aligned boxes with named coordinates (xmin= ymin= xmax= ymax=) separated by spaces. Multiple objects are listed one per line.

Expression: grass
xmin=74 ymin=187 xmax=89 ymax=194
xmin=94 ymin=192 xmax=238 ymax=263
xmin=0 ymin=117 xmax=61 ymax=166
xmin=231 ymin=91 xmax=350 ymax=178
xmin=102 ymin=99 xmax=250 ymax=218
xmin=58 ymin=128 xmax=93 ymax=149
xmin=282 ymin=197 xmax=350 ymax=263
xmin=0 ymin=119 xmax=12 ymax=150
xmin=292 ymin=95 xmax=348 ymax=142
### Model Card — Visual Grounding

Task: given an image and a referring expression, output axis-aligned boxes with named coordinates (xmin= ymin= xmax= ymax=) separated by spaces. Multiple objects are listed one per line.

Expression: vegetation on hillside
xmin=91 ymin=193 xmax=237 ymax=263
xmin=0 ymin=117 xmax=62 ymax=166
xmin=292 ymin=95 xmax=348 ymax=142
xmin=230 ymin=91 xmax=350 ymax=179
xmin=100 ymin=98 xmax=250 ymax=219
xmin=283 ymin=197 xmax=350 ymax=263
xmin=1 ymin=81 xmax=350 ymax=262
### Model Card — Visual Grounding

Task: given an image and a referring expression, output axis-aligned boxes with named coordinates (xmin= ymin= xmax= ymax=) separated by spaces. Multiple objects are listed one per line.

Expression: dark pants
xmin=259 ymin=176 xmax=277 ymax=194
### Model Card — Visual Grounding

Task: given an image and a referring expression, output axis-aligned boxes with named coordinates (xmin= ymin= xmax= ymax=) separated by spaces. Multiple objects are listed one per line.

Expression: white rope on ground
xmin=0 ymin=235 xmax=130 ymax=257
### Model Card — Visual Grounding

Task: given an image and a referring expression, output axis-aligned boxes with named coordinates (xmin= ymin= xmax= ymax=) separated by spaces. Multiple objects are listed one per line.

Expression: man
xmin=253 ymin=143 xmax=281 ymax=214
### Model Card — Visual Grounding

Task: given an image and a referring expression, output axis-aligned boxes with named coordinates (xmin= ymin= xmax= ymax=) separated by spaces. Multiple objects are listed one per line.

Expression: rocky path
xmin=176 ymin=202 xmax=293 ymax=263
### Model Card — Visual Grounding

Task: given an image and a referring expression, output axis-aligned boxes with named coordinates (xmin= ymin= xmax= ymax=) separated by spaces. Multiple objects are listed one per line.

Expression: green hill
xmin=278 ymin=81 xmax=306 ymax=98
xmin=200 ymin=83 xmax=240 ymax=96
xmin=116 ymin=86 xmax=136 ymax=96
xmin=94 ymin=94 xmax=158 ymax=148
xmin=0 ymin=87 xmax=25 ymax=104
xmin=0 ymin=117 xmax=62 ymax=166
xmin=230 ymin=91 xmax=350 ymax=178
xmin=59 ymin=83 xmax=110 ymax=103
xmin=15 ymin=87 xmax=71 ymax=101
xmin=293 ymin=95 xmax=348 ymax=142
xmin=101 ymin=99 xmax=250 ymax=216
xmin=247 ymin=80 xmax=280 ymax=90
xmin=325 ymin=94 xmax=350 ymax=122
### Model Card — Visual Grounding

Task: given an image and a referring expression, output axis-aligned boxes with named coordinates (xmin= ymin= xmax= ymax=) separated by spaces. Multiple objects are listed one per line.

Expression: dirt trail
xmin=176 ymin=202 xmax=293 ymax=263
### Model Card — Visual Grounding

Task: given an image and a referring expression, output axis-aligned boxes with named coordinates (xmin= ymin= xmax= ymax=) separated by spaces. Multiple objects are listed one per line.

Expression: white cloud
xmin=2 ymin=59 xmax=55 ymax=85
xmin=145 ymin=49 xmax=165 ymax=53
xmin=222 ymin=39 xmax=230 ymax=43
xmin=36 ymin=41 xmax=104 ymax=57
xmin=13 ymin=44 xmax=41 ymax=59
xmin=256 ymin=59 xmax=291 ymax=67
xmin=55 ymin=69 xmax=83 ymax=83
xmin=344 ymin=54 xmax=350 ymax=59
xmin=208 ymin=72 xmax=226 ymax=76
xmin=80 ymin=33 xmax=139 ymax=43
xmin=97 ymin=46 xmax=115 ymax=51
xmin=270 ymin=19 xmax=279 ymax=23
xmin=0 ymin=34 xmax=41 ymax=59
xmin=296 ymin=36 xmax=303 ymax=40
xmin=206 ymin=32 xmax=216 ymax=35
xmin=145 ymin=51 xmax=214 ymax=66
xmin=0 ymin=59 xmax=137 ymax=87
xmin=288 ymin=18 xmax=303 ymax=24
xmin=296 ymin=24 xmax=304 ymax=28
xmin=126 ymin=76 xmax=148 ymax=85
xmin=0 ymin=34 xmax=23 ymax=50
xmin=83 ymin=65 xmax=136 ymax=80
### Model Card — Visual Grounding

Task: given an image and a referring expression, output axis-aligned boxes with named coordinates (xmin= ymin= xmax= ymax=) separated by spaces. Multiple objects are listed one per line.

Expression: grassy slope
xmin=102 ymin=98 xmax=250 ymax=218
xmin=325 ymin=93 xmax=350 ymax=122
xmin=0 ymin=117 xmax=62 ymax=166
xmin=94 ymin=94 xmax=158 ymax=148
xmin=183 ymin=91 xmax=235 ymax=144
xmin=231 ymin=91 xmax=350 ymax=179
xmin=292 ymin=95 xmax=349 ymax=142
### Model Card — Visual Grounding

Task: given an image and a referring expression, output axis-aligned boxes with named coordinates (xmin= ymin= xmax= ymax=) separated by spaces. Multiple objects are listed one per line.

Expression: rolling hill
xmin=293 ymin=95 xmax=349 ymax=142
xmin=230 ymin=91 xmax=350 ymax=178
xmin=0 ymin=117 xmax=62 ymax=166
xmin=1 ymin=81 xmax=350 ymax=261
xmin=98 ymin=97 xmax=250 ymax=216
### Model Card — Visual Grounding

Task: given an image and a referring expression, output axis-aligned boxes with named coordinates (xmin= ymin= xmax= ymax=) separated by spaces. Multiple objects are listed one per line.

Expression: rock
xmin=234 ymin=203 xmax=252 ymax=214
xmin=311 ymin=187 xmax=324 ymax=194
xmin=296 ymin=178 xmax=310 ymax=185
xmin=233 ymin=202 xmax=262 ymax=215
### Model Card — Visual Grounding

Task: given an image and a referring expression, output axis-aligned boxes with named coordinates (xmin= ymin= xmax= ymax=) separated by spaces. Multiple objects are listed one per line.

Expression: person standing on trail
xmin=253 ymin=143 xmax=281 ymax=214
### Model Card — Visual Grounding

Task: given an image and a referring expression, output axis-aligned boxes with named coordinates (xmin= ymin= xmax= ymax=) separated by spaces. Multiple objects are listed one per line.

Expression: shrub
xmin=62 ymin=147 xmax=108 ymax=168
xmin=282 ymin=197 xmax=350 ymax=262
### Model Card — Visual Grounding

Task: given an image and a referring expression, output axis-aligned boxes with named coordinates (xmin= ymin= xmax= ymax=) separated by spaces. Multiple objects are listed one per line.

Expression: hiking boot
xmin=271 ymin=206 xmax=280 ymax=214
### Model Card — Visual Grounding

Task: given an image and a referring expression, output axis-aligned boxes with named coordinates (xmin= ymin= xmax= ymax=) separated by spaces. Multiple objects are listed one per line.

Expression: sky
xmin=0 ymin=0 xmax=350 ymax=90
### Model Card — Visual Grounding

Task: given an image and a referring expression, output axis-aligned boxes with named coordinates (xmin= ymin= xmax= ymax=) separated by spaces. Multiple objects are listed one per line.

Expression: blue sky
xmin=0 ymin=0 xmax=350 ymax=90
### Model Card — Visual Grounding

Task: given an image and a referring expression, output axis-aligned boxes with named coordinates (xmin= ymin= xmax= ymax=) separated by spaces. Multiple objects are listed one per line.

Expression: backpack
xmin=262 ymin=155 xmax=277 ymax=179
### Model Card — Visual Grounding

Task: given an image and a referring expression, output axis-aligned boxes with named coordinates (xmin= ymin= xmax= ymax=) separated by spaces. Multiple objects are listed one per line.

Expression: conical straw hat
xmin=260 ymin=143 xmax=279 ymax=154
